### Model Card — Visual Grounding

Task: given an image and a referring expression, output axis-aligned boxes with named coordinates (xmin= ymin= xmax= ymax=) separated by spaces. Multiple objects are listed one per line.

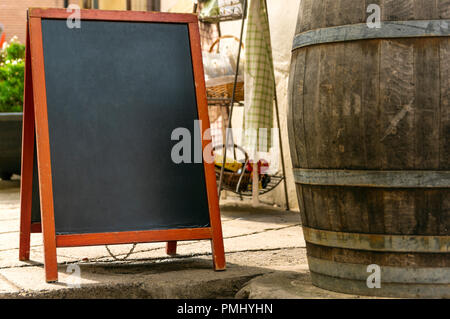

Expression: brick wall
xmin=0 ymin=0 xmax=155 ymax=44
xmin=0 ymin=0 xmax=80 ymax=44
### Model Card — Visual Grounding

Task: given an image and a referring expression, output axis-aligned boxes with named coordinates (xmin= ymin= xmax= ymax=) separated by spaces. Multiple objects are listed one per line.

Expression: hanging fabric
xmin=242 ymin=0 xmax=275 ymax=160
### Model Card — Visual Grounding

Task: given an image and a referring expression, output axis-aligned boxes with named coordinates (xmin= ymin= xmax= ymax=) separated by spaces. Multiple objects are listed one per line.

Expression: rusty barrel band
xmin=308 ymin=256 xmax=450 ymax=284
xmin=303 ymin=227 xmax=450 ymax=253
xmin=293 ymin=168 xmax=450 ymax=188
xmin=292 ymin=19 xmax=450 ymax=50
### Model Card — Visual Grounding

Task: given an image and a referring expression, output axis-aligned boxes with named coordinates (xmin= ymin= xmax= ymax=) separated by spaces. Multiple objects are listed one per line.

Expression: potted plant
xmin=0 ymin=36 xmax=25 ymax=180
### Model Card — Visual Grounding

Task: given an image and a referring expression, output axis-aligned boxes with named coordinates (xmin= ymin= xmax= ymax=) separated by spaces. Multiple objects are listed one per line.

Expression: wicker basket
xmin=206 ymin=35 xmax=244 ymax=103
xmin=216 ymin=169 xmax=251 ymax=192
xmin=213 ymin=144 xmax=250 ymax=192
xmin=207 ymin=81 xmax=244 ymax=102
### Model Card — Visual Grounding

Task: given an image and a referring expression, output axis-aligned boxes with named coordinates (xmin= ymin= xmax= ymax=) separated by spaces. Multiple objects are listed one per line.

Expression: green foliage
xmin=0 ymin=60 xmax=25 ymax=112
xmin=0 ymin=36 xmax=25 ymax=113
xmin=0 ymin=41 xmax=25 ymax=63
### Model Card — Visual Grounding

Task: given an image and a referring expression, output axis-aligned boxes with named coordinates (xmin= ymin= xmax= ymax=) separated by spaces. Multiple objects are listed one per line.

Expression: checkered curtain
xmin=242 ymin=0 xmax=274 ymax=159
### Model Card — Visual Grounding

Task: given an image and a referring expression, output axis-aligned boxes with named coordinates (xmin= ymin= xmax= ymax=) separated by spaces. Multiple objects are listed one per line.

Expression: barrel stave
xmin=297 ymin=185 xmax=450 ymax=236
xmin=296 ymin=0 xmax=450 ymax=34
xmin=288 ymin=39 xmax=449 ymax=170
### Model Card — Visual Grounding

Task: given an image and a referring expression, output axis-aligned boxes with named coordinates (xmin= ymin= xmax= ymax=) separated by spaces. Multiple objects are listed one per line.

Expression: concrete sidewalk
xmin=0 ymin=179 xmax=366 ymax=298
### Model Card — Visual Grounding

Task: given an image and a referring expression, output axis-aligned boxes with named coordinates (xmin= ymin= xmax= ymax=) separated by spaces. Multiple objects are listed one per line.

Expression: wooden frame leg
xmin=210 ymin=237 xmax=226 ymax=271
xmin=18 ymin=135 xmax=33 ymax=261
xmin=29 ymin=17 xmax=59 ymax=283
xmin=19 ymin=25 xmax=34 ymax=262
xmin=42 ymin=230 xmax=58 ymax=283
xmin=19 ymin=181 xmax=32 ymax=261
xmin=210 ymin=215 xmax=226 ymax=271
xmin=166 ymin=241 xmax=177 ymax=256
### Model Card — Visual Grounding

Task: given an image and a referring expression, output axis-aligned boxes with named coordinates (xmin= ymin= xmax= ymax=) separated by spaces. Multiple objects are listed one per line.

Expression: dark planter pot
xmin=0 ymin=113 xmax=22 ymax=180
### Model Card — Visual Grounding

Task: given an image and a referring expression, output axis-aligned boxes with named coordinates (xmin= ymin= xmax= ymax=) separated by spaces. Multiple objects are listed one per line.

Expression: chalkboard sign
xmin=19 ymin=8 xmax=225 ymax=282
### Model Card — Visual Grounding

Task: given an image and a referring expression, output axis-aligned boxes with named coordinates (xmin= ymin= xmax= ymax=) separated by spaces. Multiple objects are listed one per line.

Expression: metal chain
xmin=105 ymin=243 xmax=137 ymax=261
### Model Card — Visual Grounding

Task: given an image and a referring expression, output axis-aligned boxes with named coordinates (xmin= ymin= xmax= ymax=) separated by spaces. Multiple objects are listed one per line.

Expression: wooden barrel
xmin=288 ymin=1 xmax=450 ymax=298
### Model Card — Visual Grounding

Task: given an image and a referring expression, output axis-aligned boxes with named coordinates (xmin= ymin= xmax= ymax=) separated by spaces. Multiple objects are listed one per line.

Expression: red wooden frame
xmin=19 ymin=8 xmax=225 ymax=282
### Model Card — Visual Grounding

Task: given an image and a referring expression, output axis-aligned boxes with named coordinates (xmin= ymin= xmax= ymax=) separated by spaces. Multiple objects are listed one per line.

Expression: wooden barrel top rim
xmin=293 ymin=168 xmax=450 ymax=188
xmin=292 ymin=19 xmax=450 ymax=50
xmin=303 ymin=226 xmax=450 ymax=253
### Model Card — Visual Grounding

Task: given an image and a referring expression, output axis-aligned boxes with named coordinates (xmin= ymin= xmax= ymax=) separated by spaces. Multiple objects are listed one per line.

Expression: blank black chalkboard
xmin=30 ymin=19 xmax=210 ymax=234
xmin=20 ymin=9 xmax=225 ymax=282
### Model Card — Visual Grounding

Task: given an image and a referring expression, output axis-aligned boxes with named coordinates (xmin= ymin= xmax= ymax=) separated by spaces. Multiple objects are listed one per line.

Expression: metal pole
xmin=274 ymin=91 xmax=290 ymax=211
xmin=217 ymin=0 xmax=247 ymax=197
